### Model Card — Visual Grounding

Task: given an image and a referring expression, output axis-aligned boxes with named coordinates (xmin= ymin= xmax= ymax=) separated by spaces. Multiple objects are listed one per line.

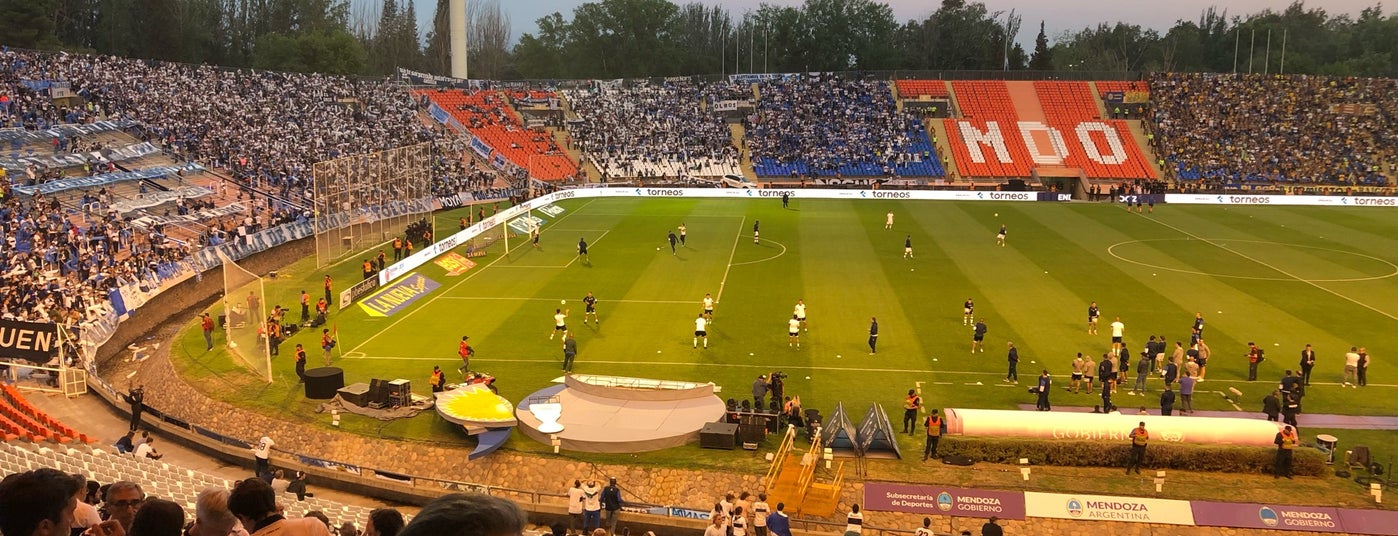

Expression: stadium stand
xmin=1149 ymin=73 xmax=1394 ymax=188
xmin=746 ymin=75 xmax=944 ymax=178
xmin=0 ymin=384 xmax=96 ymax=444
xmin=563 ymin=82 xmax=742 ymax=179
xmin=942 ymin=80 xmax=1156 ymax=179
xmin=415 ymin=89 xmax=578 ymax=181
xmin=894 ymin=80 xmax=951 ymax=99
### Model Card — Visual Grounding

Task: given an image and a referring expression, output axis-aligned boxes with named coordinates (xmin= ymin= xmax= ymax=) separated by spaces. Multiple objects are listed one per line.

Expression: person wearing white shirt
xmin=844 ymin=503 xmax=864 ymax=535
xmin=913 ymin=517 xmax=933 ymax=536
xmin=1110 ymin=317 xmax=1126 ymax=347
xmin=694 ymin=314 xmax=709 ymax=349
xmin=788 ymin=316 xmax=801 ymax=348
xmin=567 ymin=480 xmax=585 ymax=532
xmin=751 ymin=494 xmax=770 ymax=536
xmin=134 ymin=437 xmax=162 ymax=460
xmin=793 ymin=300 xmax=807 ymax=331
xmin=1344 ymin=347 xmax=1361 ymax=387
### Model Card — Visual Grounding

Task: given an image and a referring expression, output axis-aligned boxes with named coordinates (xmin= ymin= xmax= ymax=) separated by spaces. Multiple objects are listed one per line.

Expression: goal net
xmin=219 ymin=250 xmax=271 ymax=382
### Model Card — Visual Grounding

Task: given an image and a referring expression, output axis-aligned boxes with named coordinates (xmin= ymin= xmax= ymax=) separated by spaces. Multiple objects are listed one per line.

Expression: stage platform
xmin=516 ymin=375 xmax=727 ymax=453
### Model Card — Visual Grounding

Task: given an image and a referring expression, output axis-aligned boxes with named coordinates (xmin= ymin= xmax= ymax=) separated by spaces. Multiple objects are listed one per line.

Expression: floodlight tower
xmin=450 ymin=0 xmax=468 ymax=79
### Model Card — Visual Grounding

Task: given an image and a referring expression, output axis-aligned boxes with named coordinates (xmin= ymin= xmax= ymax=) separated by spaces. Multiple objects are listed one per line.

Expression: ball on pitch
xmin=561 ymin=300 xmax=566 ymax=305
xmin=994 ymin=213 xmax=999 ymax=217
xmin=656 ymin=247 xmax=661 ymax=251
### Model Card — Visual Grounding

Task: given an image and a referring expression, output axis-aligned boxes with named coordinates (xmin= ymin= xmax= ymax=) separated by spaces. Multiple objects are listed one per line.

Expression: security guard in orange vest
xmin=902 ymin=389 xmax=922 ymax=434
xmin=431 ymin=366 xmax=446 ymax=393
xmin=1274 ymin=425 xmax=1298 ymax=478
xmin=923 ymin=410 xmax=942 ymax=461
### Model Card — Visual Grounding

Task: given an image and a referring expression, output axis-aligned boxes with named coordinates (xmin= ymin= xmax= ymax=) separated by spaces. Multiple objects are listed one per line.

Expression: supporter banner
xmin=397 ymin=67 xmax=466 ymax=87
xmin=1191 ymin=502 xmax=1345 ymax=532
xmin=0 ymin=319 xmax=59 ymax=363
xmin=1024 ymin=492 xmax=1194 ymax=525
xmin=0 ymin=119 xmax=140 ymax=145
xmin=666 ymin=507 xmax=711 ymax=520
xmin=0 ymin=141 xmax=161 ymax=173
xmin=296 ymin=455 xmax=362 ymax=476
xmin=358 ymin=272 xmax=440 ymax=317
xmin=13 ymin=163 xmax=205 ymax=196
xmin=110 ymin=185 xmax=215 ymax=213
xmin=728 ymin=73 xmax=798 ymax=84
xmin=492 ymin=153 xmax=508 ymax=169
xmin=1102 ymin=91 xmax=1125 ymax=103
xmin=427 ymin=102 xmax=451 ymax=125
xmin=470 ymin=137 xmax=493 ymax=159
xmin=1164 ymin=194 xmax=1398 ymax=207
xmin=712 ymin=100 xmax=753 ymax=112
xmin=863 ymin=482 xmax=1025 ymax=520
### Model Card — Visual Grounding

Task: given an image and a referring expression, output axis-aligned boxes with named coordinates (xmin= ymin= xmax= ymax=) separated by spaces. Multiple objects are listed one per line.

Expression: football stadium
xmin=1 ymin=1 xmax=1397 ymax=535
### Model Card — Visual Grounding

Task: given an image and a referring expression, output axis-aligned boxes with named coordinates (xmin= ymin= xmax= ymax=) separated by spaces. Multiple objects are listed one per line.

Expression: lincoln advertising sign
xmin=0 ymin=319 xmax=59 ymax=363
xmin=863 ymin=482 xmax=1024 ymax=520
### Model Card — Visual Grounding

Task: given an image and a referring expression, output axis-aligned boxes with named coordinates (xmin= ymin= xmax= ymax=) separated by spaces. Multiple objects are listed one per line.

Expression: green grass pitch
xmin=173 ymin=197 xmax=1398 ymax=459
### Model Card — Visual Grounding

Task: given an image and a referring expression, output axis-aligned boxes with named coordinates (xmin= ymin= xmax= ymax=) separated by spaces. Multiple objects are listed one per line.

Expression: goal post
xmin=219 ymin=250 xmax=272 ymax=383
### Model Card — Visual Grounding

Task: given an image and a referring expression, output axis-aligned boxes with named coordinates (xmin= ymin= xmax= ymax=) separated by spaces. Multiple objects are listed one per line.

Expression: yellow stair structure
xmin=762 ymin=426 xmax=844 ymax=517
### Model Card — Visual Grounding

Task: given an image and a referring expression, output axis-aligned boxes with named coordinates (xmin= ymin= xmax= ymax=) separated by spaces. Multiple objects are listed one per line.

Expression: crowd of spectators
xmin=564 ymin=82 xmax=741 ymax=179
xmin=0 ymin=190 xmax=180 ymax=344
xmin=744 ymin=75 xmax=942 ymax=178
xmin=1149 ymin=73 xmax=1396 ymax=188
xmin=0 ymin=466 xmax=530 ymax=536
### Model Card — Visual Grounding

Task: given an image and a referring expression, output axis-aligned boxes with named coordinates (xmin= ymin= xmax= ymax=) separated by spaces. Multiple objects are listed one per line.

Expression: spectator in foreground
xmin=189 ymin=487 xmax=246 ymax=536
xmin=228 ymin=478 xmax=329 ymax=536
xmin=130 ymin=498 xmax=185 ymax=536
xmin=0 ymin=467 xmax=81 ymax=536
xmin=106 ymin=481 xmax=147 ymax=531
xmin=365 ymin=508 xmax=405 ymax=536
xmin=396 ymin=493 xmax=527 ymax=536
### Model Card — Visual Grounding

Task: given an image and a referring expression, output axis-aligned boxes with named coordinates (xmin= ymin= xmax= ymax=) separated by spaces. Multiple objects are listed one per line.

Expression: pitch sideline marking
xmin=346 ymin=199 xmax=598 ymax=353
xmin=715 ymin=216 xmax=746 ymax=303
xmin=1134 ymin=211 xmax=1398 ymax=322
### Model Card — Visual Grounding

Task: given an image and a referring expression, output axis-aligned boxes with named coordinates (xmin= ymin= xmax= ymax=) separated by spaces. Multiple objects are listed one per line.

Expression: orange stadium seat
xmin=413 ymin=89 xmax=578 ymax=181
xmin=894 ymin=80 xmax=950 ymax=99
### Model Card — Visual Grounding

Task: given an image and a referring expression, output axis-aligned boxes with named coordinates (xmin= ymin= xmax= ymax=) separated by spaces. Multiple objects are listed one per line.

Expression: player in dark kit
xmin=963 ymin=298 xmax=975 ymax=326
xmin=753 ymin=220 xmax=761 ymax=244
xmin=583 ymin=292 xmax=598 ymax=325
xmin=1087 ymin=301 xmax=1100 ymax=334
xmin=577 ymin=237 xmax=589 ymax=263
xmin=668 ymin=231 xmax=678 ymax=255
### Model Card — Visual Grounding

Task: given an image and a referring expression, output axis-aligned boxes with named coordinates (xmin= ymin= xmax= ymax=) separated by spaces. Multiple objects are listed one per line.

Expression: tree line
xmin=0 ymin=0 xmax=1394 ymax=79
